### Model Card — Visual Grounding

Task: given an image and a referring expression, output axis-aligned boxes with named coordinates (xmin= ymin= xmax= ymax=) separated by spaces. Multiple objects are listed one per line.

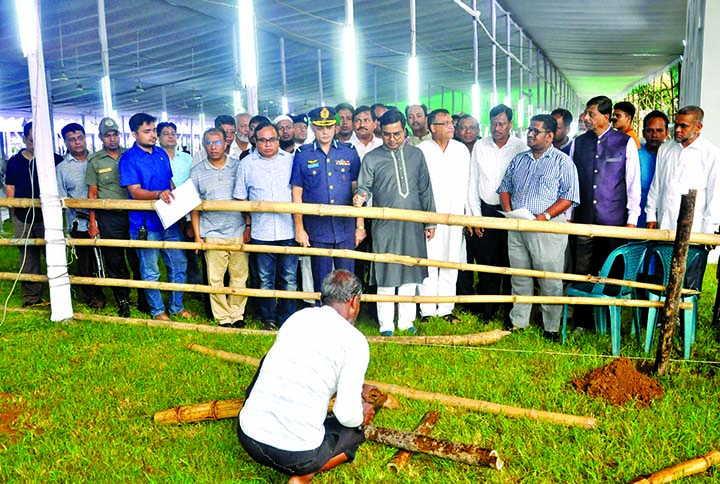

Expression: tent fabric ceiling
xmin=0 ymin=0 xmax=686 ymax=121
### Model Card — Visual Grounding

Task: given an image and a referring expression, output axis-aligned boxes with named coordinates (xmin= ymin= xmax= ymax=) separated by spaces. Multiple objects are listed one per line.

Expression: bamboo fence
xmin=0 ymin=237 xmax=699 ymax=296
xmin=0 ymin=272 xmax=693 ymax=309
xmin=0 ymin=197 xmax=708 ymax=307
xmin=187 ymin=344 xmax=598 ymax=429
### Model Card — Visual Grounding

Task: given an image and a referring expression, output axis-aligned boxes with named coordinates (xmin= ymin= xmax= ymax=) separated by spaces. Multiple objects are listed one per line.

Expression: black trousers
xmin=70 ymin=226 xmax=107 ymax=306
xmin=95 ymin=210 xmax=141 ymax=301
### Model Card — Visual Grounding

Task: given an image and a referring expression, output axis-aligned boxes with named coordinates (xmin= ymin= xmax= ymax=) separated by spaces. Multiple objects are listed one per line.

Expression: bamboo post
xmin=186 ymin=345 xmax=598 ymax=429
xmin=364 ymin=424 xmax=503 ymax=470
xmin=655 ymin=190 xmax=695 ymax=375
xmin=387 ymin=411 xmax=440 ymax=472
xmin=0 ymin=273 xmax=693 ymax=310
xmin=628 ymin=450 xmax=720 ymax=484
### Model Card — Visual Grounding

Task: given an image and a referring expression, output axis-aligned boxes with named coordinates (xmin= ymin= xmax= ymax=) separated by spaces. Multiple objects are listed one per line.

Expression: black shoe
xmin=117 ymin=300 xmax=131 ymax=318
xmin=543 ymin=330 xmax=560 ymax=343
xmin=263 ymin=320 xmax=278 ymax=331
xmin=136 ymin=291 xmax=151 ymax=315
xmin=22 ymin=299 xmax=43 ymax=308
xmin=233 ymin=320 xmax=246 ymax=329
xmin=419 ymin=315 xmax=431 ymax=324
xmin=219 ymin=322 xmax=235 ymax=328
xmin=503 ymin=319 xmax=524 ymax=332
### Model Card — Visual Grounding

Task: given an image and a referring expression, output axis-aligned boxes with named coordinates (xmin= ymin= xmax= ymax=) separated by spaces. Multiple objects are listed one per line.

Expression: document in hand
xmin=499 ymin=208 xmax=536 ymax=220
xmin=154 ymin=179 xmax=202 ymax=229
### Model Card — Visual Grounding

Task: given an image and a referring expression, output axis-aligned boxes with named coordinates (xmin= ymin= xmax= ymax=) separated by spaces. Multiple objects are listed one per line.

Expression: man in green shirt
xmin=86 ymin=117 xmax=148 ymax=317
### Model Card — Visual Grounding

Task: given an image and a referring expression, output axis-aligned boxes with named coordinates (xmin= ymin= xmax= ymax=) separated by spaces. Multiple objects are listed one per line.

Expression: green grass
xmin=2 ymin=219 xmax=720 ymax=483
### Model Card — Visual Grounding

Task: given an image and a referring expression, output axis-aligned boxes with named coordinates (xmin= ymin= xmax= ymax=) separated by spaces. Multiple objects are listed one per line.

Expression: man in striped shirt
xmin=498 ymin=114 xmax=579 ymax=341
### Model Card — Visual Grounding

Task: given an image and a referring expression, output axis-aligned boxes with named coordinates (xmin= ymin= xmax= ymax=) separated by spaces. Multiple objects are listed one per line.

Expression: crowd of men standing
xmin=4 ymin=97 xmax=719 ymax=339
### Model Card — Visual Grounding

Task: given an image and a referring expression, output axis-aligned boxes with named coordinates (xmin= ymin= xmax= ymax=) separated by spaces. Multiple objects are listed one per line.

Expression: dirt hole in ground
xmin=571 ymin=357 xmax=664 ymax=407
xmin=0 ymin=393 xmax=38 ymax=444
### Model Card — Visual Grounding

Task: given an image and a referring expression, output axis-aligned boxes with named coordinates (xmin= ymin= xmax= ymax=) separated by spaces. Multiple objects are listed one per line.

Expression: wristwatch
xmin=542 ymin=211 xmax=552 ymax=221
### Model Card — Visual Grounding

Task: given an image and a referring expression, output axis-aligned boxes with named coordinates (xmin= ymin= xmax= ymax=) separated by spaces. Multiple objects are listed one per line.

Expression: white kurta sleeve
xmin=624 ymin=138 xmax=641 ymax=226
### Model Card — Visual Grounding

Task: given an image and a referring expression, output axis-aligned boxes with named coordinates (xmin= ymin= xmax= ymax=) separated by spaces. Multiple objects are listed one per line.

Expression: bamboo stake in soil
xmin=387 ymin=411 xmax=440 ymax=472
xmin=628 ymin=450 xmax=720 ymax=484
xmin=187 ymin=344 xmax=598 ymax=429
xmin=655 ymin=190 xmax=695 ymax=375
xmin=364 ymin=424 xmax=503 ymax=470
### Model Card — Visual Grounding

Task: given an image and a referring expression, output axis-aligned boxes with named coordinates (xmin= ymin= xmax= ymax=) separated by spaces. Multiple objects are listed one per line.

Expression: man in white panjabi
xmin=417 ymin=109 xmax=470 ymax=323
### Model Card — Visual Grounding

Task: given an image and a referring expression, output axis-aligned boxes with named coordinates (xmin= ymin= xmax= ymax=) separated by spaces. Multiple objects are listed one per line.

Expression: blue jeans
xmin=131 ymin=225 xmax=187 ymax=316
xmin=252 ymin=239 xmax=298 ymax=324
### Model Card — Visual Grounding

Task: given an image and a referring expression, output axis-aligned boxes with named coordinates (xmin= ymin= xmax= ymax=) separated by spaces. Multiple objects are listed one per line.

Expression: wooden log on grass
xmin=187 ymin=345 xmax=598 ymax=429
xmin=655 ymin=190 xmax=695 ymax=376
xmin=365 ymin=424 xmax=502 ymax=470
xmin=366 ymin=329 xmax=510 ymax=346
xmin=387 ymin=411 xmax=440 ymax=472
xmin=628 ymin=450 xmax=720 ymax=484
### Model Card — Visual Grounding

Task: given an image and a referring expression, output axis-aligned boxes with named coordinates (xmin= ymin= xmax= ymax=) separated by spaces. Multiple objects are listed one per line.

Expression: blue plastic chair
xmin=640 ymin=243 xmax=708 ymax=359
xmin=562 ymin=241 xmax=648 ymax=356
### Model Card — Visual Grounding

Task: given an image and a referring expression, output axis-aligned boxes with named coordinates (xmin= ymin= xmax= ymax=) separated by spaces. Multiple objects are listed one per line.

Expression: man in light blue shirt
xmin=498 ymin=114 xmax=579 ymax=340
xmin=57 ymin=122 xmax=107 ymax=309
xmin=234 ymin=121 xmax=297 ymax=329
xmin=191 ymin=128 xmax=248 ymax=328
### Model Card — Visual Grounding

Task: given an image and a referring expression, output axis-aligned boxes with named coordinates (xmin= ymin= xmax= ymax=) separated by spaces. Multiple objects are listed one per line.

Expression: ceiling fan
xmin=50 ymin=20 xmax=70 ymax=82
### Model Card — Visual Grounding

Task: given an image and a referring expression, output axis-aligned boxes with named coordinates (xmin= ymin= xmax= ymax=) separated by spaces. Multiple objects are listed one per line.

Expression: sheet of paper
xmin=499 ymin=208 xmax=536 ymax=221
xmin=153 ymin=179 xmax=202 ymax=229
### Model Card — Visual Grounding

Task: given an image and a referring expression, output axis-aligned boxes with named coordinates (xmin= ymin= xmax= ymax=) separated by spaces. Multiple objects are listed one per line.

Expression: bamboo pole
xmin=0 ymin=273 xmax=694 ymax=309
xmin=628 ymin=450 xmax=720 ymax=484
xmin=387 ymin=411 xmax=440 ymax=472
xmin=364 ymin=424 xmax=503 ymax=470
xmin=3 ymin=197 xmax=719 ymax=245
xmin=364 ymin=380 xmax=597 ymax=429
xmin=186 ymin=345 xmax=598 ymax=429
xmin=154 ymin=398 xmax=245 ymax=424
xmin=153 ymin=389 xmax=398 ymax=425
xmin=365 ymin=330 xmax=511 ymax=346
xmin=0 ymin=237 xmax=699 ymax=295
xmin=655 ymin=191 xmax=695 ymax=375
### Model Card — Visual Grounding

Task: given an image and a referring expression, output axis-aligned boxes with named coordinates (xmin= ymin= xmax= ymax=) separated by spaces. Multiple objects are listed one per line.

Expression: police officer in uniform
xmin=290 ymin=106 xmax=364 ymax=293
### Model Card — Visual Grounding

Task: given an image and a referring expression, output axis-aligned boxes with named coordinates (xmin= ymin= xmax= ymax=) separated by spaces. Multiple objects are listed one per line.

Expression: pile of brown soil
xmin=571 ymin=357 xmax=664 ymax=407
xmin=0 ymin=393 xmax=22 ymax=443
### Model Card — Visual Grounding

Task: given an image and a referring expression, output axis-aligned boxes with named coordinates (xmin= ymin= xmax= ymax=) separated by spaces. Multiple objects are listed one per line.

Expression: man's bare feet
xmin=153 ymin=312 xmax=170 ymax=321
xmin=174 ymin=309 xmax=196 ymax=319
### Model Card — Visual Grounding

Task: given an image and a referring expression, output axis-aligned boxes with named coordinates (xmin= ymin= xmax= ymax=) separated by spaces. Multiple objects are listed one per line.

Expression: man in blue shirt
xmin=498 ymin=114 xmax=580 ymax=341
xmin=291 ymin=106 xmax=363 ymax=293
xmin=637 ymin=110 xmax=669 ymax=227
xmin=118 ymin=112 xmax=194 ymax=321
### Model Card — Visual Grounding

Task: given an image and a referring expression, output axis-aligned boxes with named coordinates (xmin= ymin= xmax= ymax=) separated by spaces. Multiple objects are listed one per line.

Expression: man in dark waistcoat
xmin=569 ymin=96 xmax=641 ymax=329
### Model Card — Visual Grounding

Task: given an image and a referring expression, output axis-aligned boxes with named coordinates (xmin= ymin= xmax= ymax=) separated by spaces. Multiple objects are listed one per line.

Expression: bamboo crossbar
xmin=0 ymin=237 xmax=699 ymax=296
xmin=187 ymin=344 xmax=597 ymax=429
xmin=0 ymin=272 xmax=693 ymax=309
xmin=2 ymin=197 xmax=719 ymax=245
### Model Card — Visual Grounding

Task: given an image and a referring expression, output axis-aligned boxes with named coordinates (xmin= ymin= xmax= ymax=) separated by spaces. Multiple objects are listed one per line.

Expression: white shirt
xmin=239 ymin=306 xmax=369 ymax=451
xmin=349 ymin=132 xmax=383 ymax=160
xmin=419 ymin=138 xmax=470 ymax=262
xmin=569 ymin=127 xmax=642 ymax=225
xmin=469 ymin=135 xmax=527 ymax=212
xmin=645 ymin=134 xmax=720 ymax=233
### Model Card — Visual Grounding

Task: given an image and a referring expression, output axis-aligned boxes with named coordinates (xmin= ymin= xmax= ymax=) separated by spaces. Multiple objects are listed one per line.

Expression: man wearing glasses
xmin=467 ymin=104 xmax=527 ymax=321
xmin=498 ymin=114 xmax=579 ymax=341
xmin=570 ymin=96 xmax=640 ymax=331
xmin=291 ymin=106 xmax=363 ymax=293
xmin=190 ymin=128 xmax=248 ymax=328
xmin=234 ymin=121 xmax=297 ymax=330
xmin=353 ymin=110 xmax=436 ymax=337
xmin=417 ymin=109 xmax=470 ymax=323
xmin=192 ymin=115 xmax=240 ymax=165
